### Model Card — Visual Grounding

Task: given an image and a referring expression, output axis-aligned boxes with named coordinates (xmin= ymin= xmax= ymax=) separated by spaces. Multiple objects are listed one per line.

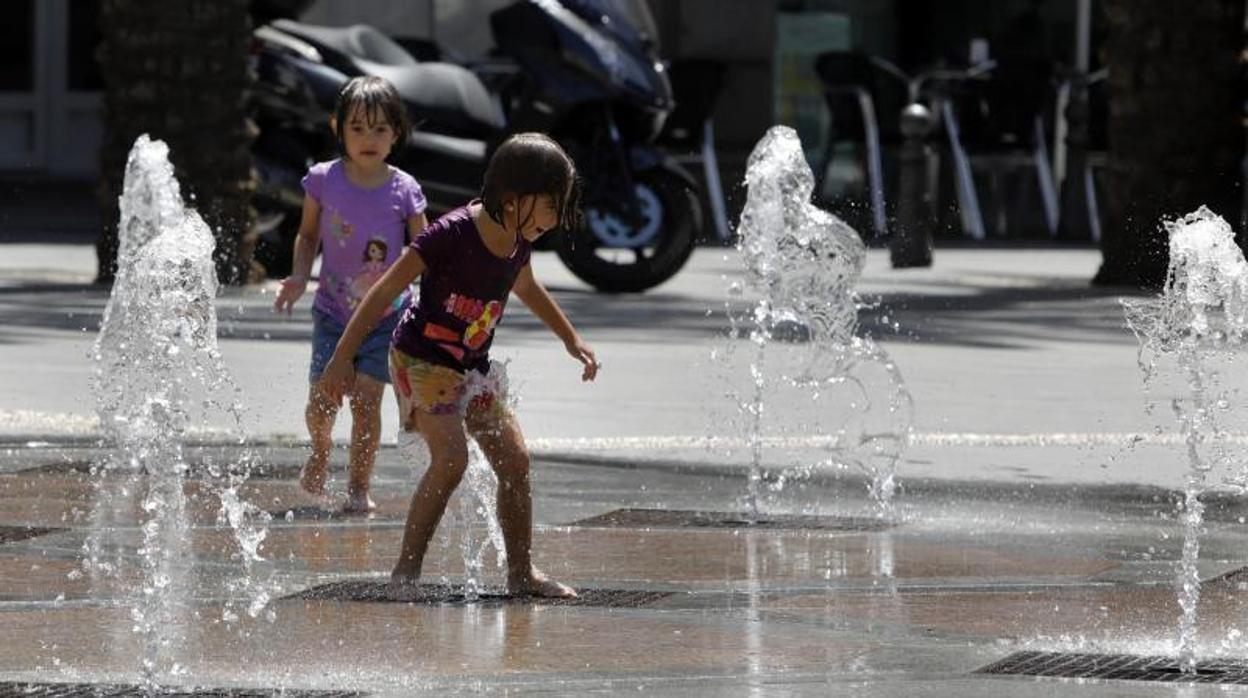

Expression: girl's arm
xmin=512 ymin=263 xmax=599 ymax=382
xmin=319 ymin=249 xmax=427 ymax=400
xmin=274 ymin=196 xmax=321 ymax=313
xmin=407 ymin=212 xmax=429 ymax=243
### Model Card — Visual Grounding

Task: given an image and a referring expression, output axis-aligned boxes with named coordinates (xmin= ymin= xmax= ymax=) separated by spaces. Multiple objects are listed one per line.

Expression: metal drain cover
xmin=285 ymin=580 xmax=674 ymax=608
xmin=0 ymin=525 xmax=64 ymax=545
xmin=0 ymin=683 xmax=363 ymax=697
xmin=267 ymin=505 xmax=339 ymax=521
xmin=1211 ymin=566 xmax=1248 ymax=586
xmin=568 ymin=508 xmax=893 ymax=532
xmin=17 ymin=460 xmax=97 ymax=476
xmin=976 ymin=651 xmax=1248 ymax=684
xmin=20 ymin=461 xmax=302 ymax=480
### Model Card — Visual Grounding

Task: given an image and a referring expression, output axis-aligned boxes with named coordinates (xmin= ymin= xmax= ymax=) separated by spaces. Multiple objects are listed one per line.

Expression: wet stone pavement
xmin=1 ymin=442 xmax=1248 ymax=695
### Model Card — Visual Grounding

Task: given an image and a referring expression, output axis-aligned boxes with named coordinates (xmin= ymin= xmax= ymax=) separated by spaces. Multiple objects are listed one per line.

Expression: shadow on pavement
xmin=0 ymin=265 xmax=1154 ymax=351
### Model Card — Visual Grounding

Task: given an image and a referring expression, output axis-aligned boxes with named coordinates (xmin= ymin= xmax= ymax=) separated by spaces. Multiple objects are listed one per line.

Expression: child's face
xmin=341 ymin=106 xmax=397 ymax=164
xmin=368 ymin=243 xmax=384 ymax=261
xmin=510 ymin=194 xmax=560 ymax=243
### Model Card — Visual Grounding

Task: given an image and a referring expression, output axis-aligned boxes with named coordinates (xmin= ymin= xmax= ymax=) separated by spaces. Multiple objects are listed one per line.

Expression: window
xmin=0 ymin=0 xmax=35 ymax=91
xmin=67 ymin=0 xmax=103 ymax=91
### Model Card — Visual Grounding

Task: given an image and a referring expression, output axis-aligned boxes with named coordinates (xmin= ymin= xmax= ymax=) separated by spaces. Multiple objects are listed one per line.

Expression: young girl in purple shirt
xmin=273 ymin=77 xmax=428 ymax=513
xmin=319 ymin=133 xmax=596 ymax=599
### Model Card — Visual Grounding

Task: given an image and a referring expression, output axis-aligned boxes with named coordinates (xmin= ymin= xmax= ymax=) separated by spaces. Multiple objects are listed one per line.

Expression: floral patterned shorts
xmin=389 ymin=348 xmax=505 ymax=418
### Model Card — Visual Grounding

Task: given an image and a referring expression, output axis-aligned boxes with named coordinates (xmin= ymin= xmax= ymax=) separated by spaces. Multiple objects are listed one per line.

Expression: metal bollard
xmin=1057 ymin=77 xmax=1100 ymax=242
xmin=891 ymin=103 xmax=934 ymax=268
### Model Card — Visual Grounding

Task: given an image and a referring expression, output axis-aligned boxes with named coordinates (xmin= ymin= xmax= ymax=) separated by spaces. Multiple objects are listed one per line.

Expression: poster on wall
xmin=773 ymin=12 xmax=851 ymax=164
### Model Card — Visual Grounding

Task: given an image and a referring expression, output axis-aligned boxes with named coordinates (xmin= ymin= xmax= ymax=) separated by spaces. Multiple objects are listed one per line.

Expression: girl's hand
xmin=274 ymin=275 xmax=308 ymax=314
xmin=565 ymin=337 xmax=599 ymax=382
xmin=318 ymin=354 xmax=354 ymax=403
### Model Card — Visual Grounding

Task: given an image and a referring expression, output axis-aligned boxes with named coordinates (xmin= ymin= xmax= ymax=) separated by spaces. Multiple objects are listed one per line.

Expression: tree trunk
xmin=1095 ymin=0 xmax=1244 ymax=288
xmin=96 ymin=0 xmax=255 ymax=285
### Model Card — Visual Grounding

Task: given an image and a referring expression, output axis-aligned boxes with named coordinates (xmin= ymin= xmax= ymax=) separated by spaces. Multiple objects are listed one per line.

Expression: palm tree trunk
xmin=97 ymin=0 xmax=255 ymax=285
xmin=1095 ymin=0 xmax=1245 ymax=288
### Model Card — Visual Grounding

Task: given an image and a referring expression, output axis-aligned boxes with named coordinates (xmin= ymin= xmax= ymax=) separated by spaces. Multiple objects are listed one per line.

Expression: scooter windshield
xmin=534 ymin=0 xmax=667 ymax=104
xmin=558 ymin=0 xmax=659 ymax=53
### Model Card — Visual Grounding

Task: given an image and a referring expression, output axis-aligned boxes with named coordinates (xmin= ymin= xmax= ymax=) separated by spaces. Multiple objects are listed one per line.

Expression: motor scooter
xmin=249 ymin=0 xmax=702 ymax=292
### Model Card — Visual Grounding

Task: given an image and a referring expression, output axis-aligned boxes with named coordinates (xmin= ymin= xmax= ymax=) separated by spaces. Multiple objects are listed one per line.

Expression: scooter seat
xmin=370 ymin=62 xmax=505 ymax=135
xmin=273 ymin=20 xmax=504 ymax=136
xmin=274 ymin=20 xmax=417 ymax=68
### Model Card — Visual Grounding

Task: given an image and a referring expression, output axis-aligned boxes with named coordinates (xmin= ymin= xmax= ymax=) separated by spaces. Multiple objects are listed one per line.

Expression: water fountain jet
xmin=89 ymin=134 xmax=272 ymax=684
xmin=1124 ymin=205 xmax=1248 ymax=673
xmin=726 ymin=126 xmax=913 ymax=521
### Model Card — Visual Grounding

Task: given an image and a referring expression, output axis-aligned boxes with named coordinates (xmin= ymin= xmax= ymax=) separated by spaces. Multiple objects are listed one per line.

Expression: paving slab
xmin=0 ymin=450 xmax=1244 ymax=694
xmin=7 ymin=241 xmax=1248 ymax=693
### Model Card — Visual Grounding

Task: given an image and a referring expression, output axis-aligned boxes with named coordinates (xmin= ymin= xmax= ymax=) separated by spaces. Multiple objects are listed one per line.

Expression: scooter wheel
xmin=557 ymin=168 xmax=699 ymax=293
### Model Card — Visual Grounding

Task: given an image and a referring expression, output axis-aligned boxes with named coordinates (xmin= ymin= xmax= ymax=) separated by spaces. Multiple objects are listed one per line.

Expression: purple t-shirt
xmin=301 ymin=160 xmax=427 ymax=324
xmin=392 ymin=202 xmax=532 ymax=373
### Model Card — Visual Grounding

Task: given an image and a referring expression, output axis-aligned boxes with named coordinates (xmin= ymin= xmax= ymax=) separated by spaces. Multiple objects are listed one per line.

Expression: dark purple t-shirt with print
xmin=392 ymin=202 xmax=531 ymax=373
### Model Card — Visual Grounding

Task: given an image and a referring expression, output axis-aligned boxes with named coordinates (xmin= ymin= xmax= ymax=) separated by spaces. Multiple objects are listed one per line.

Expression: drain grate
xmin=18 ymin=460 xmax=97 ymax=476
xmin=20 ymin=461 xmax=302 ymax=480
xmin=0 ymin=525 xmax=63 ymax=545
xmin=1212 ymin=566 xmax=1248 ymax=586
xmin=0 ymin=683 xmax=363 ymax=697
xmin=568 ymin=508 xmax=894 ymax=532
xmin=285 ymin=580 xmax=674 ymax=608
xmin=267 ymin=505 xmax=339 ymax=521
xmin=976 ymin=651 xmax=1248 ymax=684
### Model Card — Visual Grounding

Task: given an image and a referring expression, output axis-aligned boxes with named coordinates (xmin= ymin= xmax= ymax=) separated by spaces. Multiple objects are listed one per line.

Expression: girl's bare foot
xmin=340 ymin=492 xmax=376 ymax=515
xmin=509 ymin=567 xmax=576 ymax=599
xmin=299 ymin=457 xmax=329 ymax=497
xmin=388 ymin=572 xmax=423 ymax=601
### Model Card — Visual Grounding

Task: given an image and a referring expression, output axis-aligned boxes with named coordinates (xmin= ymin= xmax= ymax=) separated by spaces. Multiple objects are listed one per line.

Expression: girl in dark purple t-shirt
xmin=319 ymin=133 xmax=597 ymax=599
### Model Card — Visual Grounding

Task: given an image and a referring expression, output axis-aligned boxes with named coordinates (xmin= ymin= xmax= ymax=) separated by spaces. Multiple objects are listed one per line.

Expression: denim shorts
xmin=309 ymin=308 xmax=401 ymax=384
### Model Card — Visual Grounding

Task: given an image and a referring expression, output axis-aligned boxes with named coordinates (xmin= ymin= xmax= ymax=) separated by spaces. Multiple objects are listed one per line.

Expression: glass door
xmin=47 ymin=0 xmax=103 ymax=175
xmin=0 ymin=0 xmax=45 ymax=169
xmin=0 ymin=0 xmax=102 ymax=174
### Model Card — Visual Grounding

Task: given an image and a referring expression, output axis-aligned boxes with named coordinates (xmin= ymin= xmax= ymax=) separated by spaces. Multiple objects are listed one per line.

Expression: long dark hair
xmin=480 ymin=133 xmax=582 ymax=233
xmin=333 ymin=76 xmax=410 ymax=158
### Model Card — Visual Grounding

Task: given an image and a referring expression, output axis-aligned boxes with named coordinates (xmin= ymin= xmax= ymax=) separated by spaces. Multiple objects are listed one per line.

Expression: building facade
xmin=1 ymin=0 xmax=102 ymax=176
xmin=2 ymin=0 xmax=1092 ymax=181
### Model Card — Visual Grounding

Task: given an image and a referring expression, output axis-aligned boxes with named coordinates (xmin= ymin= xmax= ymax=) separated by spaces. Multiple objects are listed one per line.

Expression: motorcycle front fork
xmin=585 ymin=107 xmax=645 ymax=229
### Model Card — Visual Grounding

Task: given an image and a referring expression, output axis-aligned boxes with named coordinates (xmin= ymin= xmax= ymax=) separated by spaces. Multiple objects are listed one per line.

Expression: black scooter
xmin=249 ymin=0 xmax=701 ymax=293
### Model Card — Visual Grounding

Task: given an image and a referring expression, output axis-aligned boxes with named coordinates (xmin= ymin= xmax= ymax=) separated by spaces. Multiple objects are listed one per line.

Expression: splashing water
xmin=89 ymin=135 xmax=272 ymax=683
xmin=726 ymin=126 xmax=913 ymax=520
xmin=399 ymin=361 xmax=509 ymax=599
xmin=458 ymin=441 xmax=504 ymax=601
xmin=738 ymin=127 xmax=864 ymax=347
xmin=1122 ymin=206 xmax=1248 ymax=673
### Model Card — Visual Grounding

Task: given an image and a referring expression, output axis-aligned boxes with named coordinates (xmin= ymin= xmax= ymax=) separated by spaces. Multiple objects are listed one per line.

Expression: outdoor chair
xmin=813 ymin=50 xmax=895 ymax=240
xmin=657 ymin=59 xmax=730 ymax=242
xmin=949 ymin=60 xmax=1060 ymax=238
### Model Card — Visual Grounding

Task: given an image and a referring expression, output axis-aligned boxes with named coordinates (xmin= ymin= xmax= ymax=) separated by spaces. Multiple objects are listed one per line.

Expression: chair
xmin=813 ymin=51 xmax=891 ymax=240
xmin=950 ymin=60 xmax=1060 ymax=238
xmin=657 ymin=60 xmax=730 ymax=242
xmin=1055 ymin=69 xmax=1108 ymax=242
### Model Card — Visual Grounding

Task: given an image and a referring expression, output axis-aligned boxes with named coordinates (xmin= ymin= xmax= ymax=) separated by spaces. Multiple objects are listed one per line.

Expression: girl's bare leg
xmin=343 ymin=374 xmax=385 ymax=513
xmin=391 ymin=411 xmax=469 ymax=588
xmin=300 ymin=384 xmax=339 ymax=497
xmin=467 ymin=404 xmax=575 ymax=598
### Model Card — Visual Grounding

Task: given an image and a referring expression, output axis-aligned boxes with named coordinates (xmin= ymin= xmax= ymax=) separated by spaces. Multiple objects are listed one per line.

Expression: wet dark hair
xmin=481 ymin=133 xmax=582 ymax=234
xmin=333 ymin=76 xmax=409 ymax=158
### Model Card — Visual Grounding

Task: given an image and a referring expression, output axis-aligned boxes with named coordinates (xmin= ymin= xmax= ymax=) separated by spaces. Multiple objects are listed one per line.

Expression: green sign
xmin=774 ymin=12 xmax=851 ymax=161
